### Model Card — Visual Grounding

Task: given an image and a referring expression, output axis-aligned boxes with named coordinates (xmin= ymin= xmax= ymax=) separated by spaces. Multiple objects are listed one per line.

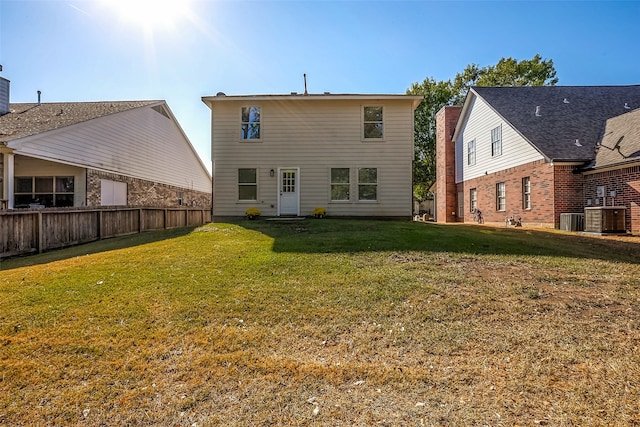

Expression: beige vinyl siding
xmin=11 ymin=105 xmax=211 ymax=193
xmin=209 ymin=97 xmax=415 ymax=217
xmin=456 ymin=96 xmax=544 ymax=183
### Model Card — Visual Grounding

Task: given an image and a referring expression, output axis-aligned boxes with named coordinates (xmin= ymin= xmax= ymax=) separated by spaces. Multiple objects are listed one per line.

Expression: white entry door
xmin=279 ymin=168 xmax=299 ymax=216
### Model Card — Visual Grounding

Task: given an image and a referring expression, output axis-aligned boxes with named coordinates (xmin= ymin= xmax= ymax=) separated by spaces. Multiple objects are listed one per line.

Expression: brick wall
xmin=460 ymin=160 xmax=562 ymax=227
xmin=553 ymin=164 xmax=585 ymax=226
xmin=86 ymin=170 xmax=212 ymax=209
xmin=583 ymin=165 xmax=640 ymax=234
xmin=435 ymin=106 xmax=461 ymax=223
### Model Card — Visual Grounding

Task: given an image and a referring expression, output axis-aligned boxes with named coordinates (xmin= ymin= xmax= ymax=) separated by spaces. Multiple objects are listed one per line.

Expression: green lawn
xmin=1 ymin=220 xmax=639 ymax=426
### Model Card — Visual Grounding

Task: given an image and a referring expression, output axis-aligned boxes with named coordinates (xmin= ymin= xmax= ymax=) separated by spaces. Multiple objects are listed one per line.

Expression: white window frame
xmin=491 ymin=125 xmax=502 ymax=157
xmin=522 ymin=177 xmax=531 ymax=210
xmin=357 ymin=168 xmax=378 ymax=201
xmin=238 ymin=168 xmax=258 ymax=201
xmin=470 ymin=188 xmax=477 ymax=212
xmin=330 ymin=168 xmax=350 ymax=201
xmin=467 ymin=139 xmax=476 ymax=165
xmin=240 ymin=106 xmax=261 ymax=141
xmin=496 ymin=182 xmax=506 ymax=212
xmin=362 ymin=106 xmax=384 ymax=140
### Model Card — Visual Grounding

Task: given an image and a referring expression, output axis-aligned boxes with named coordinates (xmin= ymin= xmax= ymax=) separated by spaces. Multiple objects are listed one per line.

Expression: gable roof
xmin=591 ymin=108 xmax=640 ymax=170
xmin=459 ymin=85 xmax=640 ymax=162
xmin=0 ymin=101 xmax=159 ymax=144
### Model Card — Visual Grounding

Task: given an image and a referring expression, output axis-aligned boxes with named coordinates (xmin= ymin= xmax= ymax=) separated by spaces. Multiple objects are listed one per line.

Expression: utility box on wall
xmin=584 ymin=206 xmax=626 ymax=233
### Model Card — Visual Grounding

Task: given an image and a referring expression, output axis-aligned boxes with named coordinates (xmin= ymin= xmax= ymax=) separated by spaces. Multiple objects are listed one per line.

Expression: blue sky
xmin=1 ymin=0 xmax=639 ymax=172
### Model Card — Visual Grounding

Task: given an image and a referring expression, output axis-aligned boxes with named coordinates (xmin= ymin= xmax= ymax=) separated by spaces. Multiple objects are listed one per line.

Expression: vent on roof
xmin=535 ymin=106 xmax=541 ymax=117
xmin=624 ymin=102 xmax=631 ymax=110
xmin=563 ymin=98 xmax=570 ymax=104
xmin=575 ymin=139 xmax=583 ymax=147
xmin=216 ymin=92 xmax=226 ymax=97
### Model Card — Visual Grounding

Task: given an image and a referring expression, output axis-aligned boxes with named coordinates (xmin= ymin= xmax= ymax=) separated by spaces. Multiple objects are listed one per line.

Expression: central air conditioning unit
xmin=559 ymin=213 xmax=584 ymax=232
xmin=584 ymin=206 xmax=626 ymax=233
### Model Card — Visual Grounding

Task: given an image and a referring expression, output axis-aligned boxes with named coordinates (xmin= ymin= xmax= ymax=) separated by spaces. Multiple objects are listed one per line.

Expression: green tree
xmin=408 ymin=54 xmax=558 ymax=202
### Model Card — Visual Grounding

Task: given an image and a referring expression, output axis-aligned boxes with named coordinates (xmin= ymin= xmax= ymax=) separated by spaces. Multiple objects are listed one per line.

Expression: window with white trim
xmin=470 ymin=188 xmax=477 ymax=212
xmin=467 ymin=139 xmax=476 ymax=165
xmin=241 ymin=106 xmax=261 ymax=140
xmin=496 ymin=182 xmax=506 ymax=212
xmin=358 ymin=168 xmax=377 ymax=201
xmin=491 ymin=125 xmax=502 ymax=157
xmin=363 ymin=106 xmax=383 ymax=139
xmin=238 ymin=168 xmax=257 ymax=200
xmin=522 ymin=177 xmax=531 ymax=210
xmin=330 ymin=168 xmax=350 ymax=201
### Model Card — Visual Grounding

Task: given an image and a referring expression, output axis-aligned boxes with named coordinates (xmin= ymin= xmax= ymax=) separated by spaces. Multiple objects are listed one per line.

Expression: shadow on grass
xmin=237 ymin=218 xmax=640 ymax=264
xmin=0 ymin=226 xmax=197 ymax=271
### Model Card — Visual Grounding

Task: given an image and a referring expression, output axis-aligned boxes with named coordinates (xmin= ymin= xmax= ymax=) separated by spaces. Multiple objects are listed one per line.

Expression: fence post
xmin=138 ymin=209 xmax=143 ymax=234
xmin=37 ymin=211 xmax=43 ymax=253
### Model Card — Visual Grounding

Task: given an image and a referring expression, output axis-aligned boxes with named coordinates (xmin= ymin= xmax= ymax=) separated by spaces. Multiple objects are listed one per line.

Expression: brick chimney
xmin=435 ymin=105 xmax=462 ymax=222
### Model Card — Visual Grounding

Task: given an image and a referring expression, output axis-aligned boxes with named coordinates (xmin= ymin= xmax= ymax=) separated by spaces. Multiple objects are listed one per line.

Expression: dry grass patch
xmin=1 ymin=221 xmax=639 ymax=425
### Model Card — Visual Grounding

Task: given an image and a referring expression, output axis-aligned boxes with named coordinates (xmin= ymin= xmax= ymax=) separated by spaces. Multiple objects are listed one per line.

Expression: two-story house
xmin=202 ymin=92 xmax=422 ymax=219
xmin=435 ymin=85 xmax=640 ymax=232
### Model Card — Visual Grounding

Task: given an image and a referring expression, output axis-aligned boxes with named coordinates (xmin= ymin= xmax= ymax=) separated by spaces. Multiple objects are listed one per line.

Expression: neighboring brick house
xmin=0 ymin=75 xmax=211 ymax=210
xmin=435 ymin=85 xmax=640 ymax=232
xmin=581 ymin=108 xmax=640 ymax=234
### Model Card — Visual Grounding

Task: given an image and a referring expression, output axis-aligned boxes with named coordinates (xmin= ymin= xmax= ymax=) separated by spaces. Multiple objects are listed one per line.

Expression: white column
xmin=3 ymin=152 xmax=14 ymax=209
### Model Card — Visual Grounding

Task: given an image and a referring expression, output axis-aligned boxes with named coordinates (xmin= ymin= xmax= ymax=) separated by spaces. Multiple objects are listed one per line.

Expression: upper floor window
xmin=491 ymin=125 xmax=502 ymax=157
xmin=238 ymin=168 xmax=257 ymax=200
xmin=522 ymin=177 xmax=531 ymax=210
xmin=363 ymin=106 xmax=383 ymax=139
xmin=330 ymin=168 xmax=350 ymax=201
xmin=241 ymin=106 xmax=261 ymax=140
xmin=467 ymin=139 xmax=476 ymax=165
xmin=496 ymin=182 xmax=506 ymax=212
xmin=358 ymin=168 xmax=377 ymax=201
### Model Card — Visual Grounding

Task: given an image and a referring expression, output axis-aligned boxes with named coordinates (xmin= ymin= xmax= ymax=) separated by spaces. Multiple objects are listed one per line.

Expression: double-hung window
xmin=470 ymin=188 xmax=477 ymax=212
xmin=358 ymin=168 xmax=377 ymax=201
xmin=238 ymin=168 xmax=257 ymax=200
xmin=496 ymin=182 xmax=506 ymax=211
xmin=241 ymin=106 xmax=261 ymax=140
xmin=491 ymin=125 xmax=502 ymax=157
xmin=522 ymin=177 xmax=531 ymax=210
xmin=467 ymin=140 xmax=476 ymax=165
xmin=330 ymin=168 xmax=350 ymax=201
xmin=363 ymin=106 xmax=383 ymax=139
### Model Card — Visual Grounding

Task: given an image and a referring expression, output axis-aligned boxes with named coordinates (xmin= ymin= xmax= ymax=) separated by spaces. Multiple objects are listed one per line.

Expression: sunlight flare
xmin=104 ymin=0 xmax=192 ymax=31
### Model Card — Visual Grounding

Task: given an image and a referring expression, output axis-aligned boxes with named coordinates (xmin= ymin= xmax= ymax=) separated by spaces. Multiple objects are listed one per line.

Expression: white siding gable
xmin=10 ymin=104 xmax=211 ymax=193
xmin=455 ymin=95 xmax=544 ymax=183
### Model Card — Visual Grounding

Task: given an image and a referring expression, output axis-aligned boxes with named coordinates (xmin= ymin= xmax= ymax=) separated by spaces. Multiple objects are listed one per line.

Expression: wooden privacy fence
xmin=0 ymin=207 xmax=212 ymax=259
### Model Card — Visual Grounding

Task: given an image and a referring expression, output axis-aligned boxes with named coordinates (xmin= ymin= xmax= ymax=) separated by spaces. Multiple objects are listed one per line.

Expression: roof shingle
xmin=471 ymin=85 xmax=640 ymax=161
xmin=0 ymin=101 xmax=160 ymax=144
